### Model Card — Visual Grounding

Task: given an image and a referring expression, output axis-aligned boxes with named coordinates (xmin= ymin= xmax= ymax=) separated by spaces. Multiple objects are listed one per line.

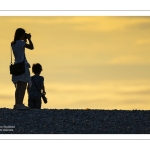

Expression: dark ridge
xmin=0 ymin=108 xmax=150 ymax=134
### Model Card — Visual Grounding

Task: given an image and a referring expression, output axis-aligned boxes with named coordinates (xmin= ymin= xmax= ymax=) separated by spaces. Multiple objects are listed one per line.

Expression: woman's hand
xmin=27 ymin=33 xmax=31 ymax=40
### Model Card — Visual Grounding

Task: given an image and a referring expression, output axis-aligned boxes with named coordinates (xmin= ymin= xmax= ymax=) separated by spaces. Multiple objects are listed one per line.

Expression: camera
xmin=25 ymin=33 xmax=31 ymax=39
xmin=41 ymin=94 xmax=48 ymax=104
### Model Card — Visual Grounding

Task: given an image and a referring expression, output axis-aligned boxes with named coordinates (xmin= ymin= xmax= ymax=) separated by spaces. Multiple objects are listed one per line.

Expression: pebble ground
xmin=0 ymin=108 xmax=150 ymax=134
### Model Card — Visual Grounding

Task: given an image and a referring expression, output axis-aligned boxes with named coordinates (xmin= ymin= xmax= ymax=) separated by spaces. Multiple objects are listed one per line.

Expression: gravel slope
xmin=0 ymin=108 xmax=150 ymax=134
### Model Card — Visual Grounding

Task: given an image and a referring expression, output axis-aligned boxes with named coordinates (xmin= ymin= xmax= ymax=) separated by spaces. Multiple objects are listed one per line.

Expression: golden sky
xmin=1 ymin=16 xmax=150 ymax=109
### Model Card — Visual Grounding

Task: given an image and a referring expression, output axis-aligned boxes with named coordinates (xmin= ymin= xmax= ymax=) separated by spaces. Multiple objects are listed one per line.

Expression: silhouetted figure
xmin=27 ymin=63 xmax=46 ymax=109
xmin=11 ymin=28 xmax=34 ymax=110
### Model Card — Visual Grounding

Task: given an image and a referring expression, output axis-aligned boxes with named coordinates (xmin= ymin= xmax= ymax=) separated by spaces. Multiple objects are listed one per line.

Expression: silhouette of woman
xmin=11 ymin=28 xmax=34 ymax=109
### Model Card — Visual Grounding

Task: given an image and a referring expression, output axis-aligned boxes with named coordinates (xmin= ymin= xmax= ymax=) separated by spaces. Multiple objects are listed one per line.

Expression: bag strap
xmin=31 ymin=77 xmax=41 ymax=94
xmin=10 ymin=45 xmax=13 ymax=65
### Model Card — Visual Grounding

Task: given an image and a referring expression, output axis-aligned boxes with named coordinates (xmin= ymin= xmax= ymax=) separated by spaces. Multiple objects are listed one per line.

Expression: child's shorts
xmin=28 ymin=95 xmax=42 ymax=109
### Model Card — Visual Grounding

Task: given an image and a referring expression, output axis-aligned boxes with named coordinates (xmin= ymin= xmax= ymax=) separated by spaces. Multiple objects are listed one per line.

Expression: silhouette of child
xmin=27 ymin=63 xmax=46 ymax=109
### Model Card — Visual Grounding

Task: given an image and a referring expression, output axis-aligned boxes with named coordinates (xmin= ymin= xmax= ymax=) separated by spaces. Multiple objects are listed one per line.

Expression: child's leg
xmin=28 ymin=96 xmax=35 ymax=109
xmin=35 ymin=96 xmax=42 ymax=109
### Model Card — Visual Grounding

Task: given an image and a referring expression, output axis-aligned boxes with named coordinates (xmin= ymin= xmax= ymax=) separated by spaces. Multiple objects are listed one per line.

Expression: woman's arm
xmin=25 ymin=34 xmax=34 ymax=50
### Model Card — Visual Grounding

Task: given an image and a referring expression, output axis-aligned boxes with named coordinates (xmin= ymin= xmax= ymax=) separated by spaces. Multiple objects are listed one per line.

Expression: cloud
xmin=136 ymin=39 xmax=150 ymax=45
xmin=108 ymin=55 xmax=149 ymax=65
xmin=119 ymin=90 xmax=150 ymax=95
xmin=119 ymin=99 xmax=150 ymax=105
xmin=0 ymin=95 xmax=13 ymax=100
xmin=130 ymin=21 xmax=150 ymax=30
xmin=3 ymin=16 xmax=150 ymax=33
xmin=72 ymin=16 xmax=150 ymax=32
xmin=71 ymin=98 xmax=111 ymax=108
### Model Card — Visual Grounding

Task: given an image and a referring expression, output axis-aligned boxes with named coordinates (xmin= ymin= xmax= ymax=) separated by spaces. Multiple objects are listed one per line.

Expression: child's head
xmin=32 ymin=63 xmax=43 ymax=75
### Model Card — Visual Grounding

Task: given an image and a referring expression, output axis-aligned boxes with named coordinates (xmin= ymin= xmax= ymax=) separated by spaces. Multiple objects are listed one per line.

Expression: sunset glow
xmin=1 ymin=16 xmax=150 ymax=109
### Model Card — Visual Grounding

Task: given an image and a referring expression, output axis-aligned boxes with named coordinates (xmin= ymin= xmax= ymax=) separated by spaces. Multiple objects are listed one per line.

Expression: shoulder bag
xmin=9 ymin=46 xmax=25 ymax=76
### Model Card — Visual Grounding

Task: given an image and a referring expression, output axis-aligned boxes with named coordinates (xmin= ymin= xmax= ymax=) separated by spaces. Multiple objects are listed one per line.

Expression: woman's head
xmin=32 ymin=63 xmax=43 ymax=74
xmin=11 ymin=28 xmax=26 ymax=45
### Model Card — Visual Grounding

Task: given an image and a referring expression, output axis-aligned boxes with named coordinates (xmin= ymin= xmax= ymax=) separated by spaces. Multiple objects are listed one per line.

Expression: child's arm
xmin=41 ymin=77 xmax=46 ymax=94
xmin=41 ymin=82 xmax=46 ymax=94
xmin=27 ymin=83 xmax=29 ymax=94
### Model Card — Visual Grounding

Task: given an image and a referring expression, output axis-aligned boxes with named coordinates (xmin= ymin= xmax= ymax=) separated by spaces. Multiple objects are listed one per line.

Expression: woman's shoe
xmin=16 ymin=104 xmax=30 ymax=110
xmin=13 ymin=105 xmax=17 ymax=110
